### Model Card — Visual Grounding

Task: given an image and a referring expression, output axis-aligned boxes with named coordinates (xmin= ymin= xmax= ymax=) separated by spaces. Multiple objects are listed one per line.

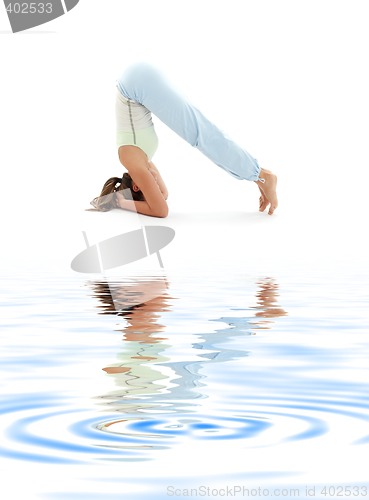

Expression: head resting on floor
xmin=91 ymin=173 xmax=144 ymax=211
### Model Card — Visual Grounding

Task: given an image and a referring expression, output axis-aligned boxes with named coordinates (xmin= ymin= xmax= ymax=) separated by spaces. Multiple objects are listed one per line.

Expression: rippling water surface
xmin=1 ymin=269 xmax=368 ymax=499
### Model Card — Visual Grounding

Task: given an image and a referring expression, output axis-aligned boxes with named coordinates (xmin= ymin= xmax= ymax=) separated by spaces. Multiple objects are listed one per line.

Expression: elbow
xmin=154 ymin=202 xmax=169 ymax=218
xmin=156 ymin=207 xmax=169 ymax=218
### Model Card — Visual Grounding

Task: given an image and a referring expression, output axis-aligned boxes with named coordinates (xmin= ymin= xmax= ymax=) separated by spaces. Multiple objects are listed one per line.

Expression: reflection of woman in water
xmin=91 ymin=64 xmax=278 ymax=217
xmin=252 ymin=277 xmax=288 ymax=328
xmin=212 ymin=277 xmax=287 ymax=335
xmin=90 ymin=279 xmax=173 ymax=409
xmin=90 ymin=277 xmax=287 ymax=413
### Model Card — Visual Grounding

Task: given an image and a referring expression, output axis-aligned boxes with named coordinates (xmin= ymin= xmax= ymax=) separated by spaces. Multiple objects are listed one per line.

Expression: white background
xmin=0 ymin=0 xmax=368 ymax=274
xmin=1 ymin=3 xmax=368 ymax=498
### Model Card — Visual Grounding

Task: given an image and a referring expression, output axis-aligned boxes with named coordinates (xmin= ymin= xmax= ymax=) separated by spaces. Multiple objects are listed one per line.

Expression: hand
xmin=115 ymin=191 xmax=124 ymax=208
xmin=147 ymin=163 xmax=159 ymax=182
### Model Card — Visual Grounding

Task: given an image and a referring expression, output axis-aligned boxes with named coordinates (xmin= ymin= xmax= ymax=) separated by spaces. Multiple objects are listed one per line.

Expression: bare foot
xmin=255 ymin=168 xmax=278 ymax=215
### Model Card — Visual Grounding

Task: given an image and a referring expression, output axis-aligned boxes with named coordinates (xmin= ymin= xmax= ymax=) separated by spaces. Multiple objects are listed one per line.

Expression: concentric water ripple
xmin=2 ymin=387 xmax=369 ymax=465
xmin=96 ymin=390 xmax=369 ymax=450
xmin=98 ymin=413 xmax=271 ymax=442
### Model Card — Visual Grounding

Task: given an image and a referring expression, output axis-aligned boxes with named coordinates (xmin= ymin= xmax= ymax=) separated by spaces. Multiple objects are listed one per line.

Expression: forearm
xmin=156 ymin=177 xmax=168 ymax=200
xmin=148 ymin=162 xmax=168 ymax=199
xmin=117 ymin=194 xmax=168 ymax=218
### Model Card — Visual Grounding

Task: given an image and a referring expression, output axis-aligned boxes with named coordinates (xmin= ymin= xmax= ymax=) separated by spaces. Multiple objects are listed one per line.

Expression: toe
xmin=260 ymin=199 xmax=270 ymax=212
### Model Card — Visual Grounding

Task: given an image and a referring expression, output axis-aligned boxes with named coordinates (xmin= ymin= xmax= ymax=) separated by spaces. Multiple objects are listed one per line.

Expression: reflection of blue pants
xmin=117 ymin=64 xmax=261 ymax=181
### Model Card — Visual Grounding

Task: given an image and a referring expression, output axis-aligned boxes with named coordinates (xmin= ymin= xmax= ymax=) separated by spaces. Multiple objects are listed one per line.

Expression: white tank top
xmin=115 ymin=89 xmax=154 ymax=132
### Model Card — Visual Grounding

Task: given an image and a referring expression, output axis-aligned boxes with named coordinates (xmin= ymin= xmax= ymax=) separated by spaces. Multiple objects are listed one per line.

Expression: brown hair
xmin=91 ymin=172 xmax=144 ymax=211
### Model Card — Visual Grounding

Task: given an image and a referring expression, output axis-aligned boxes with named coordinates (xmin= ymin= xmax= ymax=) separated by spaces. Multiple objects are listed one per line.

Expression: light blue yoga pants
xmin=117 ymin=63 xmax=262 ymax=181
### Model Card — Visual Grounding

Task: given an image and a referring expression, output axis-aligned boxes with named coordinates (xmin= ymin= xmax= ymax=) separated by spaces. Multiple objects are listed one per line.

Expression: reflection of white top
xmin=116 ymin=89 xmax=154 ymax=132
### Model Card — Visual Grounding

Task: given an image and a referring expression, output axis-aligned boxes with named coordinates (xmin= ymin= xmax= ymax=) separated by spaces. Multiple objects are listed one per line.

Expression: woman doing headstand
xmin=92 ymin=64 xmax=278 ymax=217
